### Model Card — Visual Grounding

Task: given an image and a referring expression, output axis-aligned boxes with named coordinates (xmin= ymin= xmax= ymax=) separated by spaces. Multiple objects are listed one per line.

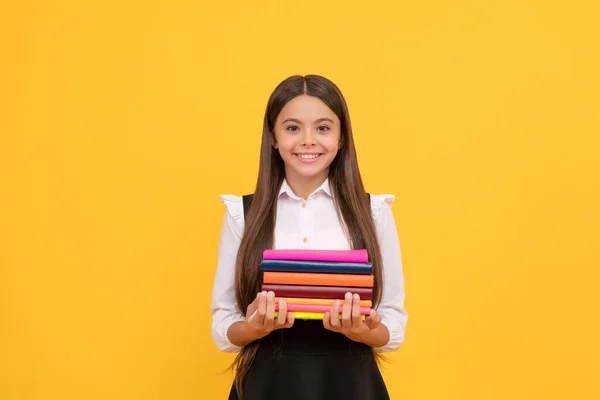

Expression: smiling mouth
xmin=294 ymin=153 xmax=323 ymax=160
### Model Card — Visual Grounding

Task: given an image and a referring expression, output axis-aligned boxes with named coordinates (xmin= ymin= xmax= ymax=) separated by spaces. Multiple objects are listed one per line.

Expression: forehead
xmin=277 ymin=95 xmax=339 ymax=123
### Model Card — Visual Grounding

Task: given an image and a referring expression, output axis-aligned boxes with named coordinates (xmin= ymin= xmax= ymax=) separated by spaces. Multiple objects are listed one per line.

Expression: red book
xmin=262 ymin=284 xmax=373 ymax=300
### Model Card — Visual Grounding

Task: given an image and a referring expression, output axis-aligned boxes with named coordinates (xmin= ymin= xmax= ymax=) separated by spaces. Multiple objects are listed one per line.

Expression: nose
xmin=301 ymin=129 xmax=316 ymax=146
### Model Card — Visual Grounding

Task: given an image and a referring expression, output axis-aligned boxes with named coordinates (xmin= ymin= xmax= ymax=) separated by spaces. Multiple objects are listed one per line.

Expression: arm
xmin=210 ymin=197 xmax=246 ymax=352
xmin=210 ymin=196 xmax=294 ymax=351
xmin=226 ymin=320 xmax=260 ymax=347
xmin=373 ymin=198 xmax=409 ymax=352
xmin=321 ymin=197 xmax=408 ymax=349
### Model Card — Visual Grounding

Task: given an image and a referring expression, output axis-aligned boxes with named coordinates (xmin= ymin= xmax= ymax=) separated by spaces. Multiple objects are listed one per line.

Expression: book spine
xmin=273 ymin=297 xmax=372 ymax=307
xmin=260 ymin=260 xmax=373 ymax=274
xmin=262 ymin=284 xmax=373 ymax=300
xmin=274 ymin=311 xmax=366 ymax=321
xmin=262 ymin=249 xmax=368 ymax=263
xmin=275 ymin=304 xmax=371 ymax=314
xmin=263 ymin=272 xmax=373 ymax=287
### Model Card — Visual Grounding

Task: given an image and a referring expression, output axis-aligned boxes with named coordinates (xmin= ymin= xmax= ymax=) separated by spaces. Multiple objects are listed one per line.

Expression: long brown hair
xmin=231 ymin=74 xmax=384 ymax=397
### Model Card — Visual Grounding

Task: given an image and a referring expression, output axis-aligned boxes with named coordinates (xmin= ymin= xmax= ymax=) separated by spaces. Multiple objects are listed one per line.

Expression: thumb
xmin=365 ymin=309 xmax=381 ymax=330
xmin=246 ymin=293 xmax=260 ymax=314
xmin=247 ymin=293 xmax=258 ymax=307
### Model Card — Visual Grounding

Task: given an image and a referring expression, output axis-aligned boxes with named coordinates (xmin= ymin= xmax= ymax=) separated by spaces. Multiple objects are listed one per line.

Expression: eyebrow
xmin=282 ymin=117 xmax=334 ymax=124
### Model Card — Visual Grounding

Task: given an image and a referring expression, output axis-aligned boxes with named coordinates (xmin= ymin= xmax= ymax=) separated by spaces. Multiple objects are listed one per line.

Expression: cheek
xmin=275 ymin=134 xmax=295 ymax=151
xmin=278 ymin=139 xmax=297 ymax=153
xmin=321 ymin=135 xmax=341 ymax=153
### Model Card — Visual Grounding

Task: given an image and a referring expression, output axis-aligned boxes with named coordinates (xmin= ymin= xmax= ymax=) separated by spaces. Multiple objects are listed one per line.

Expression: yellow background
xmin=1 ymin=1 xmax=599 ymax=399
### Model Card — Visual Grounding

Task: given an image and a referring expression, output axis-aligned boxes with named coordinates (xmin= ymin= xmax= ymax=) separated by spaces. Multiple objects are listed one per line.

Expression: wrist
xmin=348 ymin=324 xmax=389 ymax=348
xmin=347 ymin=328 xmax=374 ymax=344
xmin=243 ymin=320 xmax=266 ymax=341
xmin=227 ymin=320 xmax=263 ymax=347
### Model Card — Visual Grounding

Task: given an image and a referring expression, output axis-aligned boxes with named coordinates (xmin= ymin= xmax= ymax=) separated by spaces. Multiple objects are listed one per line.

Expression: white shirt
xmin=210 ymin=178 xmax=408 ymax=353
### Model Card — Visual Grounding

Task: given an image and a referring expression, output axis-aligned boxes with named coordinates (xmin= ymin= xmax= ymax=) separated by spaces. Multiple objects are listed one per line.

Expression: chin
xmin=299 ymin=170 xmax=326 ymax=178
xmin=291 ymin=166 xmax=330 ymax=179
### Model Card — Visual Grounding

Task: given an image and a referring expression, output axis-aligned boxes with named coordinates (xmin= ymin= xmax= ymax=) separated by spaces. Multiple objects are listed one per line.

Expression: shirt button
xmin=303 ymin=237 xmax=308 ymax=243
xmin=301 ymin=202 xmax=306 ymax=208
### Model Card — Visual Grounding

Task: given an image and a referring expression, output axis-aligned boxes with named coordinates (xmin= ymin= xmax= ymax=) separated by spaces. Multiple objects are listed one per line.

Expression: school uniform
xmin=210 ymin=178 xmax=408 ymax=400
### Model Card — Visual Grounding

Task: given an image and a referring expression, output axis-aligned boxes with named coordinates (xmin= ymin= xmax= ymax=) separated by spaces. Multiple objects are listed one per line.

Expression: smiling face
xmin=272 ymin=95 xmax=342 ymax=185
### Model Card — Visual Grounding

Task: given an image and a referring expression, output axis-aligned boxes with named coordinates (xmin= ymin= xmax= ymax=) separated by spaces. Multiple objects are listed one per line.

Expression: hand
xmin=245 ymin=291 xmax=294 ymax=340
xmin=323 ymin=292 xmax=382 ymax=342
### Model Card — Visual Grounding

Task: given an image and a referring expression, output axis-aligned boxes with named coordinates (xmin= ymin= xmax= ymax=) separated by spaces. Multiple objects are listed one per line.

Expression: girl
xmin=210 ymin=75 xmax=408 ymax=400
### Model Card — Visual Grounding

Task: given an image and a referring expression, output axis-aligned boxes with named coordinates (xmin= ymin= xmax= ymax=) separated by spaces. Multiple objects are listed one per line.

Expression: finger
xmin=264 ymin=291 xmax=276 ymax=328
xmin=323 ymin=311 xmax=333 ymax=330
xmin=351 ymin=293 xmax=362 ymax=327
xmin=255 ymin=291 xmax=267 ymax=325
xmin=330 ymin=299 xmax=341 ymax=329
xmin=247 ymin=293 xmax=260 ymax=320
xmin=365 ymin=309 xmax=381 ymax=330
xmin=251 ymin=292 xmax=260 ymax=306
xmin=276 ymin=298 xmax=287 ymax=326
xmin=284 ymin=311 xmax=295 ymax=328
xmin=341 ymin=292 xmax=352 ymax=329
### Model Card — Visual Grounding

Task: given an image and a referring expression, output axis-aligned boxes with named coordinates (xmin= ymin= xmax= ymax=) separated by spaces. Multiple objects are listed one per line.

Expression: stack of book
xmin=260 ymin=249 xmax=373 ymax=320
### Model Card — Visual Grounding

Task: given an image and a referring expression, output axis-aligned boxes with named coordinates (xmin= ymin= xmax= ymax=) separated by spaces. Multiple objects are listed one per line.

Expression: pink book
xmin=262 ymin=249 xmax=368 ymax=263
xmin=275 ymin=303 xmax=371 ymax=315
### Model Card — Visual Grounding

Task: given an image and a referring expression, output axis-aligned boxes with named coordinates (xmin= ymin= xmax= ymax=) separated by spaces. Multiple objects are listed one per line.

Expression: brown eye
xmin=286 ymin=126 xmax=299 ymax=132
xmin=317 ymin=125 xmax=330 ymax=132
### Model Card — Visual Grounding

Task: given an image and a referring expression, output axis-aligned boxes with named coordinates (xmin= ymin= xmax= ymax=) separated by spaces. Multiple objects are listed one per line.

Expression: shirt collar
xmin=279 ymin=177 xmax=332 ymax=199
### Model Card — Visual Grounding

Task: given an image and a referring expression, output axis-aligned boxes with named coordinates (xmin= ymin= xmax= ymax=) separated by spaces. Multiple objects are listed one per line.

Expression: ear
xmin=270 ymin=130 xmax=278 ymax=149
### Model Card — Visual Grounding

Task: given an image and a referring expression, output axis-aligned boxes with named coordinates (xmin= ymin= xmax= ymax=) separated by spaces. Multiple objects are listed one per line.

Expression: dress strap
xmin=242 ymin=194 xmax=253 ymax=220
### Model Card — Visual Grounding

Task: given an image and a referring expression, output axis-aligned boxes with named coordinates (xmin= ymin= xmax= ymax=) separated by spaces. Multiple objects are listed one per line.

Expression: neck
xmin=284 ymin=168 xmax=329 ymax=200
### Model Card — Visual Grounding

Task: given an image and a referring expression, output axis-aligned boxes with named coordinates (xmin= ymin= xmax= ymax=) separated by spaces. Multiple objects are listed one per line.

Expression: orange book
xmin=274 ymin=297 xmax=372 ymax=307
xmin=263 ymin=271 xmax=373 ymax=287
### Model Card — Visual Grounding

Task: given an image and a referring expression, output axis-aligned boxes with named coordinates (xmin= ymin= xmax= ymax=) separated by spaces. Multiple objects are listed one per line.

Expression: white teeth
xmin=296 ymin=154 xmax=320 ymax=160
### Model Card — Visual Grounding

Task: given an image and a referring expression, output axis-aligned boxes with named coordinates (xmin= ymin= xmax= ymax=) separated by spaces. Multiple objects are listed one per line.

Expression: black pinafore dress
xmin=227 ymin=320 xmax=391 ymax=400
xmin=228 ymin=195 xmax=390 ymax=400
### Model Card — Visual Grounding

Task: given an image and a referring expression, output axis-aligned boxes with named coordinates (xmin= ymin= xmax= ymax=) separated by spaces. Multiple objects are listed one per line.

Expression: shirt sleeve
xmin=209 ymin=195 xmax=246 ymax=353
xmin=371 ymin=195 xmax=409 ymax=352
